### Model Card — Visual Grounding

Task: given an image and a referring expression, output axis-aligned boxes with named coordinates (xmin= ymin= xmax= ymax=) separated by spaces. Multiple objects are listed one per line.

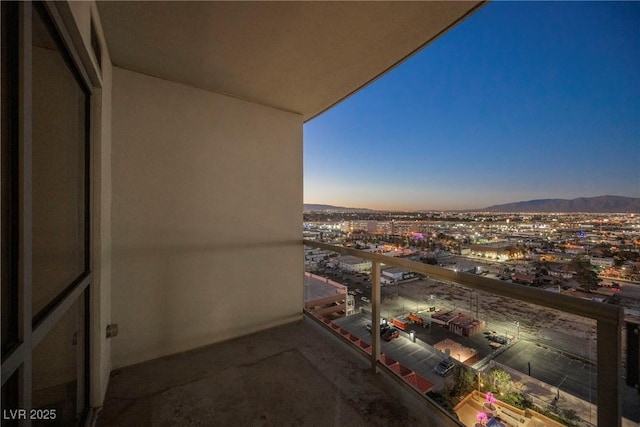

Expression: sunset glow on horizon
xmin=303 ymin=2 xmax=640 ymax=211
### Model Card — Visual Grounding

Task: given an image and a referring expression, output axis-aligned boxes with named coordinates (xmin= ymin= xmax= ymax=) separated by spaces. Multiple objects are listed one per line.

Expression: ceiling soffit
xmin=97 ymin=1 xmax=485 ymax=121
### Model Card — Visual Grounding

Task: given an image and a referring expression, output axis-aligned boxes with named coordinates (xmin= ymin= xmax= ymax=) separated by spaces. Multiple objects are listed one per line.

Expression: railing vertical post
xmin=371 ymin=261 xmax=381 ymax=373
xmin=597 ymin=310 xmax=623 ymax=427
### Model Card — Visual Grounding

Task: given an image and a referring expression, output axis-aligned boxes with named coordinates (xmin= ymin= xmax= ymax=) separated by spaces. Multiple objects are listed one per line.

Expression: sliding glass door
xmin=2 ymin=2 xmax=92 ymax=425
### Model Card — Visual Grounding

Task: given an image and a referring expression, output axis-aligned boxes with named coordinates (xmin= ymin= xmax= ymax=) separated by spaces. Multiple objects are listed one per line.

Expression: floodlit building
xmin=469 ymin=243 xmax=510 ymax=260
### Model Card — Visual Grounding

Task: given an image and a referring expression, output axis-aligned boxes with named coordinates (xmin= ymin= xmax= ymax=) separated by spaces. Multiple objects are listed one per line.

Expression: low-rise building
xmin=513 ymin=272 xmax=536 ymax=285
xmin=449 ymin=314 xmax=485 ymax=338
xmin=304 ymin=273 xmax=350 ymax=319
xmin=434 ymin=338 xmax=479 ymax=365
xmin=548 ymin=263 xmax=576 ymax=280
xmin=590 ymin=256 xmax=615 ymax=268
xmin=431 ymin=311 xmax=485 ymax=337
xmin=336 ymin=255 xmax=372 ymax=273
xmin=380 ymin=267 xmax=415 ymax=285
xmin=566 ymin=245 xmax=586 ymax=254
xmin=382 ymin=267 xmax=406 ymax=281
xmin=539 ymin=252 xmax=574 ymax=263
xmin=469 ymin=244 xmax=510 ymax=260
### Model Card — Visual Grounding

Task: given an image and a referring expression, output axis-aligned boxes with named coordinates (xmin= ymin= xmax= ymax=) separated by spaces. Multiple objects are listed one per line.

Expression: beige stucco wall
xmin=110 ymin=67 xmax=303 ymax=369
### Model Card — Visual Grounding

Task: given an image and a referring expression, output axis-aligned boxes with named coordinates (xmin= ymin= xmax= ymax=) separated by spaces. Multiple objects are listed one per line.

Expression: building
xmin=431 ymin=311 xmax=485 ymax=338
xmin=380 ymin=267 xmax=415 ymax=285
xmin=434 ymin=339 xmax=479 ymax=365
xmin=590 ymin=256 xmax=615 ymax=268
xmin=565 ymin=243 xmax=586 ymax=255
xmin=513 ymin=272 xmax=536 ymax=285
xmin=304 ymin=273 xmax=350 ymax=319
xmin=539 ymin=252 xmax=575 ymax=262
xmin=335 ymin=255 xmax=372 ymax=273
xmin=548 ymin=263 xmax=577 ymax=280
xmin=469 ymin=244 xmax=510 ymax=260
xmin=382 ymin=267 xmax=405 ymax=281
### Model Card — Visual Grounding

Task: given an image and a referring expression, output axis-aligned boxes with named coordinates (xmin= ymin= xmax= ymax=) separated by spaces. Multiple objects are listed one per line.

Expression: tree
xmin=489 ymin=368 xmax=511 ymax=391
xmin=571 ymin=257 xmax=600 ymax=292
xmin=485 ymin=368 xmax=530 ymax=410
xmin=450 ymin=365 xmax=475 ymax=398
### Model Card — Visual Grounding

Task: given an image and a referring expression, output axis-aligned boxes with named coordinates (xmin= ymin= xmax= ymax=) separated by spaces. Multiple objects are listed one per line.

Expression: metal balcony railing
xmin=303 ymin=239 xmax=626 ymax=427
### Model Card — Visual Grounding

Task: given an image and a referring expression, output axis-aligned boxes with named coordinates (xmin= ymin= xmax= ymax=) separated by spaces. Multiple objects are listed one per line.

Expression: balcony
xmin=94 ymin=240 xmax=637 ymax=427
xmin=97 ymin=317 xmax=455 ymax=427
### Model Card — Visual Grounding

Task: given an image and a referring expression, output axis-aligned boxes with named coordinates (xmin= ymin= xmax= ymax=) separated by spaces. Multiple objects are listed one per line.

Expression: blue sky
xmin=303 ymin=1 xmax=640 ymax=211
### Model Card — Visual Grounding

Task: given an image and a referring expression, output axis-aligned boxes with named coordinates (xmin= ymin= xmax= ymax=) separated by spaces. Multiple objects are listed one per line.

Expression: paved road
xmin=618 ymin=281 xmax=640 ymax=301
xmin=333 ymin=314 xmax=450 ymax=391
xmin=495 ymin=340 xmax=640 ymax=422
xmin=495 ymin=340 xmax=597 ymax=403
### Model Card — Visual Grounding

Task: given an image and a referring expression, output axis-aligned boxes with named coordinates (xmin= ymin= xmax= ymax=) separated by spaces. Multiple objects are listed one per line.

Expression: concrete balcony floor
xmin=97 ymin=317 xmax=453 ymax=426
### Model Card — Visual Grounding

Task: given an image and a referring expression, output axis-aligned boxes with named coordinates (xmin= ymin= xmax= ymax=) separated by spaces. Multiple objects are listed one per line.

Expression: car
xmin=366 ymin=323 xmax=390 ymax=335
xmin=434 ymin=358 xmax=456 ymax=376
xmin=493 ymin=335 xmax=508 ymax=344
xmin=382 ymin=328 xmax=400 ymax=341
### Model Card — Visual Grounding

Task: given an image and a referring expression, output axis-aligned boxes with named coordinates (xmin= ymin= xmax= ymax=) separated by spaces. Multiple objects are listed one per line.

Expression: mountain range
xmin=480 ymin=195 xmax=640 ymax=213
xmin=304 ymin=196 xmax=640 ymax=213
xmin=303 ymin=204 xmax=373 ymax=213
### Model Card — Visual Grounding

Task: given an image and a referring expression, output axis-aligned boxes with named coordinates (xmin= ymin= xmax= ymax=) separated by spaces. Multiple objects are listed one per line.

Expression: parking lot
xmin=315 ymin=266 xmax=527 ymax=365
xmin=495 ymin=340 xmax=597 ymax=403
xmin=333 ymin=313 xmax=451 ymax=391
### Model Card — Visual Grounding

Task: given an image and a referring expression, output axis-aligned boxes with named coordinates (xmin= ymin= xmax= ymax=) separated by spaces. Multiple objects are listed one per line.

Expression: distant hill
xmin=481 ymin=195 xmax=640 ymax=213
xmin=303 ymin=204 xmax=373 ymax=213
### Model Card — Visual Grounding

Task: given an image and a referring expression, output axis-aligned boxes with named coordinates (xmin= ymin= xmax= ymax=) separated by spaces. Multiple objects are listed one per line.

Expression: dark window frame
xmin=31 ymin=1 xmax=92 ymax=326
xmin=1 ymin=2 xmax=94 ymax=424
xmin=1 ymin=0 xmax=21 ymax=358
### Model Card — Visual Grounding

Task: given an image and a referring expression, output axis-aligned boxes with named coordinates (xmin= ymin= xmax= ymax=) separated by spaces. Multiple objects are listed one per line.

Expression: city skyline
xmin=303 ymin=1 xmax=640 ymax=211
